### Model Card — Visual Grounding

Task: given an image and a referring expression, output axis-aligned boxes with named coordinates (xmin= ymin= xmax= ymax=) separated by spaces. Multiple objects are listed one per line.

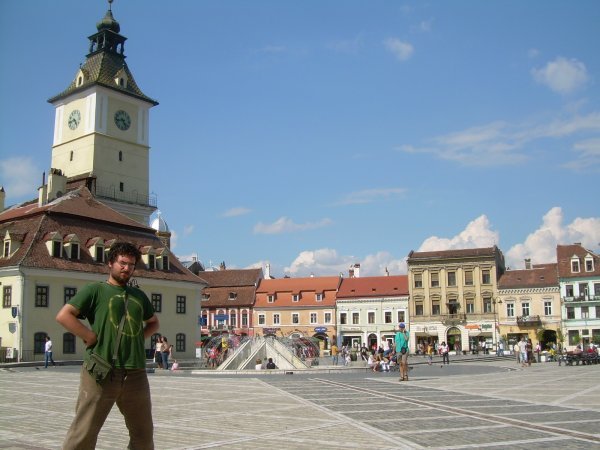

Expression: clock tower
xmin=48 ymin=1 xmax=158 ymax=225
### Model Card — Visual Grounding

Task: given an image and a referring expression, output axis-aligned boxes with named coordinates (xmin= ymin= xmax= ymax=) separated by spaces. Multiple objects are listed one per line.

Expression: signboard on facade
xmin=465 ymin=324 xmax=481 ymax=330
xmin=214 ymin=314 xmax=229 ymax=321
xmin=263 ymin=328 xmax=280 ymax=334
xmin=481 ymin=324 xmax=493 ymax=330
xmin=314 ymin=327 xmax=327 ymax=333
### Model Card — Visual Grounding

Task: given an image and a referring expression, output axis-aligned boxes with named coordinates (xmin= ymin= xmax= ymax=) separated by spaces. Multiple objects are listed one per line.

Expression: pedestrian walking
xmin=440 ymin=341 xmax=450 ymax=365
xmin=44 ymin=336 xmax=56 ymax=368
xmin=55 ymin=241 xmax=159 ymax=450
xmin=331 ymin=343 xmax=339 ymax=365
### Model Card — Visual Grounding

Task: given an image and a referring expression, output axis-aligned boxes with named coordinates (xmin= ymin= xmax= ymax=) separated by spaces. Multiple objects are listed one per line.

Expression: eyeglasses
xmin=115 ymin=260 xmax=136 ymax=269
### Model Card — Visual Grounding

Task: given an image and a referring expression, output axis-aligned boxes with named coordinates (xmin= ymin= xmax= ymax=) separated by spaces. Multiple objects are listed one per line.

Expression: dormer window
xmin=3 ymin=241 xmax=9 ymax=258
xmin=585 ymin=256 xmax=594 ymax=272
xmin=571 ymin=257 xmax=580 ymax=273
xmin=87 ymin=237 xmax=105 ymax=263
xmin=292 ymin=294 xmax=300 ymax=302
xmin=228 ymin=292 xmax=237 ymax=300
xmin=316 ymin=293 xmax=323 ymax=301
xmin=157 ymin=249 xmax=170 ymax=270
xmin=148 ymin=254 xmax=155 ymax=269
xmin=267 ymin=294 xmax=275 ymax=303
xmin=2 ymin=230 xmax=23 ymax=258
xmin=202 ymin=293 xmax=210 ymax=301
xmin=64 ymin=234 xmax=80 ymax=260
xmin=114 ymin=69 xmax=128 ymax=88
xmin=140 ymin=246 xmax=156 ymax=269
xmin=75 ymin=68 xmax=86 ymax=87
xmin=45 ymin=232 xmax=63 ymax=257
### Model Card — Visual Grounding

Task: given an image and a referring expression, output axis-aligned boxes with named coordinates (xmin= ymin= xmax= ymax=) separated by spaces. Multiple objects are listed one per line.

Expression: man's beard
xmin=112 ymin=270 xmax=132 ymax=285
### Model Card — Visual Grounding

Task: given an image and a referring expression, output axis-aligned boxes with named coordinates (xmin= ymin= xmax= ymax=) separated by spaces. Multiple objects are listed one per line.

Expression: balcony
xmin=516 ymin=315 xmax=541 ymax=326
xmin=441 ymin=313 xmax=467 ymax=326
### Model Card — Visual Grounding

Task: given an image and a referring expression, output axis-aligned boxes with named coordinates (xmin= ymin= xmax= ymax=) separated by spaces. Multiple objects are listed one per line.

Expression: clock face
xmin=68 ymin=110 xmax=81 ymax=130
xmin=114 ymin=110 xmax=131 ymax=131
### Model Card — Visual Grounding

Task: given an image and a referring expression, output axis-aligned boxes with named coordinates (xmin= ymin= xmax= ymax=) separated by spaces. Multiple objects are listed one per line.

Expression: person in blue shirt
xmin=395 ymin=322 xmax=410 ymax=381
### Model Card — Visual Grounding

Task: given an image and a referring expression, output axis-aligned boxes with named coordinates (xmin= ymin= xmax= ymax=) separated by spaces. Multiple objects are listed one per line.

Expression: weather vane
xmin=108 ymin=0 xmax=113 ymax=11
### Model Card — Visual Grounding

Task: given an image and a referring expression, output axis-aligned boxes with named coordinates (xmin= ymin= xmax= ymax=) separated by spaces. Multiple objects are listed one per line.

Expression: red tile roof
xmin=255 ymin=277 xmax=340 ymax=307
xmin=498 ymin=263 xmax=558 ymax=289
xmin=0 ymin=187 xmax=204 ymax=284
xmin=556 ymin=244 xmax=600 ymax=278
xmin=337 ymin=275 xmax=409 ymax=298
xmin=198 ymin=269 xmax=263 ymax=308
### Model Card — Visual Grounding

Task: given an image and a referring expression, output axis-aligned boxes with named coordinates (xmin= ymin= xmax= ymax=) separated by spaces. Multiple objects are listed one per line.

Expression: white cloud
xmin=383 ymin=38 xmax=414 ymax=61
xmin=399 ymin=112 xmax=600 ymax=167
xmin=531 ymin=56 xmax=589 ymax=95
xmin=0 ymin=156 xmax=40 ymax=199
xmin=338 ymin=187 xmax=407 ymax=205
xmin=418 ymin=215 xmax=500 ymax=252
xmin=283 ymin=248 xmax=406 ymax=277
xmin=170 ymin=229 xmax=179 ymax=249
xmin=506 ymin=207 xmax=600 ymax=268
xmin=562 ymin=137 xmax=600 ymax=172
xmin=183 ymin=225 xmax=195 ymax=235
xmin=222 ymin=207 xmax=251 ymax=218
xmin=253 ymin=216 xmax=333 ymax=235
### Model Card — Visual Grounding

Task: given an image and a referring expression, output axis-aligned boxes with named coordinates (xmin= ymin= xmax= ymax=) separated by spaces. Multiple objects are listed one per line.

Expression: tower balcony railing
xmin=95 ymin=184 xmax=157 ymax=208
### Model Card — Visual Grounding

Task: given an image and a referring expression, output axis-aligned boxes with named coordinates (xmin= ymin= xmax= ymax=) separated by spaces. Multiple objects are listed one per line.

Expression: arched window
xmin=176 ymin=333 xmax=186 ymax=352
xmin=63 ymin=332 xmax=76 ymax=354
xmin=34 ymin=332 xmax=47 ymax=354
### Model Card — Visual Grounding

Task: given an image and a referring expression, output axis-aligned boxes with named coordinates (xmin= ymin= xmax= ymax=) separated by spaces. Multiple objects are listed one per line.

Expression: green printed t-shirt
xmin=69 ymin=282 xmax=154 ymax=369
xmin=395 ymin=330 xmax=409 ymax=353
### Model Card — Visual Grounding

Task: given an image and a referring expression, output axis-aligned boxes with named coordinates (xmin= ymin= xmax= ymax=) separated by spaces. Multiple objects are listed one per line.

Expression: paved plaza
xmin=1 ymin=358 xmax=600 ymax=449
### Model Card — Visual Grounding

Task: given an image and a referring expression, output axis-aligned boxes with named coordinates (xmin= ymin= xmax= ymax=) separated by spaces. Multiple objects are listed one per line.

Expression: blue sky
xmin=1 ymin=1 xmax=599 ymax=277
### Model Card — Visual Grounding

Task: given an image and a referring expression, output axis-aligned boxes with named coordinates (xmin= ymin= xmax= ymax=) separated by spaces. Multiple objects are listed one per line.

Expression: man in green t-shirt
xmin=394 ymin=322 xmax=410 ymax=381
xmin=56 ymin=241 xmax=159 ymax=450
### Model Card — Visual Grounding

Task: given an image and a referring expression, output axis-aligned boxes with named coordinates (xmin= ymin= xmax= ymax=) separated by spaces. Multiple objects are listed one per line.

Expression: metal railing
xmin=95 ymin=184 xmax=157 ymax=207
xmin=516 ymin=315 xmax=541 ymax=326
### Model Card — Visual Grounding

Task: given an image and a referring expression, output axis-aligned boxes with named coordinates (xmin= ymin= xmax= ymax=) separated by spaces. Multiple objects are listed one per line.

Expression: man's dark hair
xmin=107 ymin=242 xmax=142 ymax=264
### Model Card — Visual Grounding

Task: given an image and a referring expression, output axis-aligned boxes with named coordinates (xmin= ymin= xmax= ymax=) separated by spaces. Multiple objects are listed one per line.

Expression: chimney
xmin=574 ymin=242 xmax=582 ymax=246
xmin=265 ymin=263 xmax=271 ymax=279
xmin=349 ymin=263 xmax=360 ymax=278
xmin=47 ymin=168 xmax=67 ymax=203
xmin=0 ymin=186 xmax=5 ymax=213
xmin=524 ymin=258 xmax=532 ymax=270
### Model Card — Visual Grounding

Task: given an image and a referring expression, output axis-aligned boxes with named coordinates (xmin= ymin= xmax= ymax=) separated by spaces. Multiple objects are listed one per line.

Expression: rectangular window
xmin=466 ymin=302 xmax=474 ymax=314
xmin=397 ymin=311 xmax=405 ymax=323
xmin=70 ymin=243 xmax=79 ymax=259
xmin=52 ymin=240 xmax=62 ymax=257
xmin=340 ymin=312 xmax=347 ymax=325
xmin=595 ymin=283 xmax=600 ymax=297
xmin=447 ymin=271 xmax=456 ymax=287
xmin=230 ymin=312 xmax=237 ymax=327
xmin=310 ymin=313 xmax=317 ymax=324
xmin=368 ymin=311 xmax=375 ymax=324
xmin=352 ymin=312 xmax=360 ymax=325
xmin=432 ymin=302 xmax=440 ymax=315
xmin=595 ymin=306 xmax=600 ymax=319
xmin=324 ymin=312 xmax=332 ymax=324
xmin=464 ymin=271 xmax=473 ymax=286
xmin=414 ymin=273 xmax=422 ymax=288
xmin=258 ymin=314 xmax=266 ymax=325
xmin=151 ymin=293 xmax=162 ymax=312
xmin=267 ymin=295 xmax=275 ymax=303
xmin=3 ymin=286 xmax=12 ymax=308
xmin=36 ymin=286 xmax=49 ymax=307
xmin=579 ymin=283 xmax=588 ymax=299
xmin=63 ymin=333 xmax=76 ymax=354
xmin=430 ymin=272 xmax=439 ymax=288
xmin=415 ymin=303 xmax=424 ymax=316
xmin=316 ymin=293 xmax=323 ymax=301
xmin=3 ymin=241 xmax=9 ymax=257
xmin=586 ymin=259 xmax=594 ymax=272
xmin=292 ymin=294 xmax=300 ymax=302
xmin=64 ymin=287 xmax=77 ymax=304
xmin=95 ymin=245 xmax=104 ymax=263
xmin=507 ymin=303 xmax=515 ymax=317
xmin=384 ymin=311 xmax=392 ymax=323
xmin=176 ymin=295 xmax=186 ymax=314
xmin=572 ymin=259 xmax=580 ymax=272
xmin=582 ymin=306 xmax=589 ymax=319
xmin=544 ymin=301 xmax=552 ymax=316
xmin=565 ymin=284 xmax=574 ymax=297
xmin=176 ymin=333 xmax=186 ymax=352
xmin=522 ymin=302 xmax=530 ymax=316
xmin=119 ymin=182 xmax=124 ymax=192
xmin=273 ymin=314 xmax=280 ymax=325
xmin=482 ymin=269 xmax=491 ymax=284
xmin=483 ymin=298 xmax=492 ymax=313
xmin=148 ymin=254 xmax=155 ymax=269
xmin=566 ymin=307 xmax=575 ymax=319
xmin=292 ymin=313 xmax=299 ymax=324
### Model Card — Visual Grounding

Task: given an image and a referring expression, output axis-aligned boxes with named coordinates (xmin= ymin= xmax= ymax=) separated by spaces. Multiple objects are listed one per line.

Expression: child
xmin=427 ymin=345 xmax=433 ymax=365
xmin=170 ymin=360 xmax=180 ymax=371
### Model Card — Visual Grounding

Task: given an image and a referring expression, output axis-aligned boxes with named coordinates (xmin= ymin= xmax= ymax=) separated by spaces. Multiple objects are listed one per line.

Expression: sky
xmin=1 ymin=1 xmax=599 ymax=278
